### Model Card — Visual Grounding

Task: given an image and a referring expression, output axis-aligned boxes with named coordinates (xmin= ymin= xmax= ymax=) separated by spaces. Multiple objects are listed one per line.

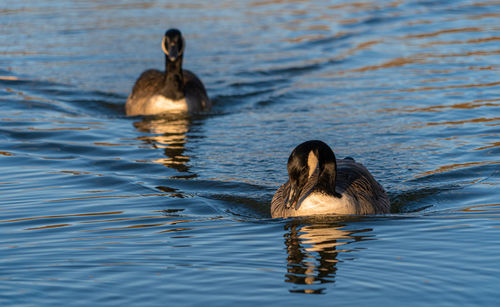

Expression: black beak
xmin=167 ymin=44 xmax=178 ymax=62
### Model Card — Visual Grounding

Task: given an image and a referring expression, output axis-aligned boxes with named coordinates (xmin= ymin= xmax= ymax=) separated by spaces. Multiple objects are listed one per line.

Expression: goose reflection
xmin=284 ymin=218 xmax=374 ymax=294
xmin=133 ymin=115 xmax=196 ymax=177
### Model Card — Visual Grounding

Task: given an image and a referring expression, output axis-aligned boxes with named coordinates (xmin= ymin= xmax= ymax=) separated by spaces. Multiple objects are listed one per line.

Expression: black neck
xmin=317 ymin=161 xmax=341 ymax=198
xmin=163 ymin=55 xmax=185 ymax=100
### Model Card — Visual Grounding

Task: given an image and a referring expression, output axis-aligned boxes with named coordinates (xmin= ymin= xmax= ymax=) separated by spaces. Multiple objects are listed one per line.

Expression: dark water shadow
xmin=209 ymin=76 xmax=294 ymax=113
xmin=206 ymin=190 xmax=273 ymax=218
xmin=209 ymin=88 xmax=275 ymax=114
xmin=389 ymin=188 xmax=441 ymax=213
xmin=0 ymin=74 xmax=126 ymax=117
xmin=390 ymin=162 xmax=500 ymax=213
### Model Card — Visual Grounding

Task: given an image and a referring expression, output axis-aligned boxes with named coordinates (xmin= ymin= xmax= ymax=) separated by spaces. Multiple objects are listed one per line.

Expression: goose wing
xmin=183 ymin=69 xmax=211 ymax=111
xmin=336 ymin=158 xmax=390 ymax=214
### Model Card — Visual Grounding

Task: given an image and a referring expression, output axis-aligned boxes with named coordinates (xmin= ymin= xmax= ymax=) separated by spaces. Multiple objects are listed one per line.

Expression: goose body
xmin=271 ymin=140 xmax=390 ymax=218
xmin=126 ymin=29 xmax=210 ymax=116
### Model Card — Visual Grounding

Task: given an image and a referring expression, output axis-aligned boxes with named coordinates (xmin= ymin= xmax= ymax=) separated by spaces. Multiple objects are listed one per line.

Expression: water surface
xmin=1 ymin=0 xmax=500 ymax=305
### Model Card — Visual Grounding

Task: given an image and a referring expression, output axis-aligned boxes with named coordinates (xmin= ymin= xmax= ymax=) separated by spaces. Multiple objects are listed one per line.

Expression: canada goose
xmin=271 ymin=140 xmax=390 ymax=218
xmin=126 ymin=29 xmax=211 ymax=116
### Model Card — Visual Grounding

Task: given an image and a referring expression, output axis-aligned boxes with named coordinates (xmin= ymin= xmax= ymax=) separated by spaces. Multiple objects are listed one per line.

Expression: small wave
xmin=1 ymin=74 xmax=126 ymax=118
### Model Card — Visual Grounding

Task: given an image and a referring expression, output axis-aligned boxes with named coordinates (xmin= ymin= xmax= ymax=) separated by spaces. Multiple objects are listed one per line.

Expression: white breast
xmin=144 ymin=95 xmax=189 ymax=114
xmin=294 ymin=192 xmax=363 ymax=216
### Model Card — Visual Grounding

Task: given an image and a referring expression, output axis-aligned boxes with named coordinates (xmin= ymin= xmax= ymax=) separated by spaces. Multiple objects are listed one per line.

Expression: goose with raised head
xmin=271 ymin=140 xmax=390 ymax=218
xmin=126 ymin=29 xmax=211 ymax=116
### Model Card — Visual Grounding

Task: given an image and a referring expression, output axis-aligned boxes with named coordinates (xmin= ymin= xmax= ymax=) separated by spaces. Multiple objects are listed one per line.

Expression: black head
xmin=162 ymin=29 xmax=185 ymax=62
xmin=285 ymin=140 xmax=339 ymax=209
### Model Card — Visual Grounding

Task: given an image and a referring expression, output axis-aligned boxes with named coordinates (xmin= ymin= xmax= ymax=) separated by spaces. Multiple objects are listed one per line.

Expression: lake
xmin=1 ymin=0 xmax=500 ymax=305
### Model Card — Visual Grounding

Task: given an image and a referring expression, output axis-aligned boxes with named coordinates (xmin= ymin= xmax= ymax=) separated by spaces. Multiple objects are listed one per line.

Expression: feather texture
xmin=271 ymin=141 xmax=390 ymax=218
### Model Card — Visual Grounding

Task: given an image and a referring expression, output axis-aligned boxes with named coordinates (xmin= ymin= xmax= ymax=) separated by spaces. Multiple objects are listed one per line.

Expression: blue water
xmin=1 ymin=0 xmax=500 ymax=305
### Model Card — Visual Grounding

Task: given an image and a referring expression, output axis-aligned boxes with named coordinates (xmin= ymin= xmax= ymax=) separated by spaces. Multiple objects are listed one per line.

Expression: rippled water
xmin=1 ymin=0 xmax=500 ymax=305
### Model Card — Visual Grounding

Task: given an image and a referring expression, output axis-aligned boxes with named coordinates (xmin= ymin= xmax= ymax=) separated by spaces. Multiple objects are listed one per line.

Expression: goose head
xmin=162 ymin=29 xmax=186 ymax=62
xmin=285 ymin=140 xmax=341 ymax=209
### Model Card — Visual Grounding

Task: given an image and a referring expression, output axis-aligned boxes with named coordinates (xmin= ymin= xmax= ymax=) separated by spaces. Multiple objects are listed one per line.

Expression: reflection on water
xmin=0 ymin=208 xmax=195 ymax=233
xmin=284 ymin=218 xmax=373 ymax=294
xmin=133 ymin=116 xmax=194 ymax=176
xmin=456 ymin=203 xmax=500 ymax=216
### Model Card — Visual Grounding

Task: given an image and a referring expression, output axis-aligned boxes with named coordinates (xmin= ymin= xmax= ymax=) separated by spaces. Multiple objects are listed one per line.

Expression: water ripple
xmin=2 ymin=0 xmax=500 ymax=305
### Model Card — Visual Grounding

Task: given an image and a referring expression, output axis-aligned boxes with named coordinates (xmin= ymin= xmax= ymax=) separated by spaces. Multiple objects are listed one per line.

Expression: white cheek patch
xmin=307 ymin=151 xmax=319 ymax=178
